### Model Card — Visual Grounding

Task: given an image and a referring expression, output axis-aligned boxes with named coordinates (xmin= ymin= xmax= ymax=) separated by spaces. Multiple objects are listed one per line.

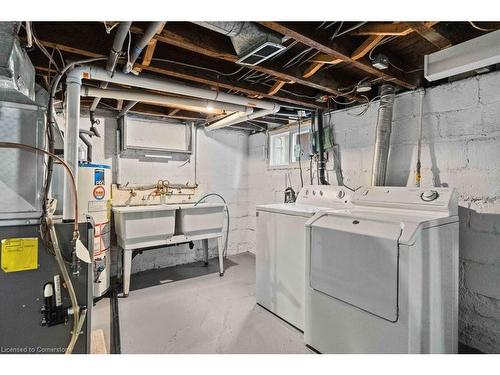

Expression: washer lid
xmin=256 ymin=203 xmax=323 ymax=217
xmin=310 ymin=214 xmax=402 ymax=322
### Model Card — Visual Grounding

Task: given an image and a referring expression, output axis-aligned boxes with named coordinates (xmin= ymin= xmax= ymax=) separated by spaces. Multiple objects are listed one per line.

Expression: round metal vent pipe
xmin=371 ymin=84 xmax=395 ymax=186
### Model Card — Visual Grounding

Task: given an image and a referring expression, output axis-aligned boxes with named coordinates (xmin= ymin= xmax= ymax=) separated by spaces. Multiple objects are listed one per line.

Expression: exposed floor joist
xmin=405 ymin=22 xmax=452 ymax=50
xmin=259 ymin=22 xmax=418 ymax=89
xmin=130 ymin=25 xmax=363 ymax=102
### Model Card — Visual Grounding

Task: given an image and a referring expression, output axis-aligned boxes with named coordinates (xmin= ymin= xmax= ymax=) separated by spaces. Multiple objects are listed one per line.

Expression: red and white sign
xmin=93 ymin=185 xmax=106 ymax=200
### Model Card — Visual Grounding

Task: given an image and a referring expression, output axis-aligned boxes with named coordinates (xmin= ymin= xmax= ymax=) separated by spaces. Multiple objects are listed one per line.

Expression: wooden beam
xmin=302 ymin=35 xmax=383 ymax=79
xmin=259 ymin=22 xmax=418 ymax=89
xmin=31 ymin=39 xmax=325 ymax=109
xmin=135 ymin=39 xmax=158 ymax=73
xmin=351 ymin=23 xmax=414 ymax=36
xmin=268 ymin=80 xmax=286 ymax=95
xmin=404 ymin=22 xmax=452 ymax=50
xmin=130 ymin=25 xmax=362 ymax=101
xmin=351 ymin=35 xmax=385 ymax=61
xmin=168 ymin=108 xmax=180 ymax=116
xmin=302 ymin=57 xmax=343 ymax=78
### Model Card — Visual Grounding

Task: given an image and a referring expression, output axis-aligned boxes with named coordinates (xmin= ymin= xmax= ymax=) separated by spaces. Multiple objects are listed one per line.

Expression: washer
xmin=255 ymin=185 xmax=352 ymax=331
xmin=304 ymin=186 xmax=459 ymax=353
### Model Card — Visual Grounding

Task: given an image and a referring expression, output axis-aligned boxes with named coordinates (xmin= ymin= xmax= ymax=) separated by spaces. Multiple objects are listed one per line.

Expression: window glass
xmin=269 ymin=131 xmax=290 ymax=166
xmin=291 ymin=129 xmax=311 ymax=163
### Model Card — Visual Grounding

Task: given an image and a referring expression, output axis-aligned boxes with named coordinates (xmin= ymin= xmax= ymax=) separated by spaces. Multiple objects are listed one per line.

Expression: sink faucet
xmin=155 ymin=179 xmax=170 ymax=204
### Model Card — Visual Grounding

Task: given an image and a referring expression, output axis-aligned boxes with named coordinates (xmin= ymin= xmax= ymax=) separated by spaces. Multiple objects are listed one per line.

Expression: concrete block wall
xmin=73 ymin=115 xmax=251 ymax=275
xmin=247 ymin=71 xmax=500 ymax=353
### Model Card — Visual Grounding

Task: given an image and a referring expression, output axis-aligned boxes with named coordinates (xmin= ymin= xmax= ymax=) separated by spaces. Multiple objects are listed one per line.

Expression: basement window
xmin=269 ymin=131 xmax=290 ymax=166
xmin=268 ymin=123 xmax=311 ymax=168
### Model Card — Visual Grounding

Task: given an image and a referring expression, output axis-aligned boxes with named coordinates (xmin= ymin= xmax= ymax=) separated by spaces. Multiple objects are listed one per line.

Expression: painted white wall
xmin=247 ymin=71 xmax=500 ymax=353
xmin=71 ymin=115 xmax=251 ymax=275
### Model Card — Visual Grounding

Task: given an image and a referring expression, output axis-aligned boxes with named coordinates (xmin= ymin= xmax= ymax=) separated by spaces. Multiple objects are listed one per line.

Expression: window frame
xmin=267 ymin=121 xmax=312 ymax=170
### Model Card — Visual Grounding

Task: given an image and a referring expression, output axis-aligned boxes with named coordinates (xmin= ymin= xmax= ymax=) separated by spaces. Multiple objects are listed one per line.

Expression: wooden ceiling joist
xmin=130 ymin=25 xmax=362 ymax=101
xmin=259 ymin=22 xmax=418 ymax=89
xmin=32 ymin=39 xmax=325 ymax=109
xmin=267 ymin=80 xmax=287 ymax=95
xmin=134 ymin=38 xmax=158 ymax=73
xmin=404 ymin=22 xmax=452 ymax=50
xmin=350 ymin=23 xmax=414 ymax=36
xmin=351 ymin=35 xmax=386 ymax=61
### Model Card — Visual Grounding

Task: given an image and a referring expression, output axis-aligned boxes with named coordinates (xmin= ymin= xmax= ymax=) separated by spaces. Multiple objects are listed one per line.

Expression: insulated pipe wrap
xmin=371 ymin=84 xmax=395 ymax=186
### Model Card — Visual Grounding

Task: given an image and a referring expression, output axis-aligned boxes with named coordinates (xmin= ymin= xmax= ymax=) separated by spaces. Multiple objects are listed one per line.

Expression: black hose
xmin=316 ymin=110 xmax=329 ymax=185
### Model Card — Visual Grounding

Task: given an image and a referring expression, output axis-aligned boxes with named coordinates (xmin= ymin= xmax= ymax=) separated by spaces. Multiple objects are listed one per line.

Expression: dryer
xmin=304 ymin=186 xmax=459 ymax=353
xmin=256 ymin=185 xmax=352 ymax=331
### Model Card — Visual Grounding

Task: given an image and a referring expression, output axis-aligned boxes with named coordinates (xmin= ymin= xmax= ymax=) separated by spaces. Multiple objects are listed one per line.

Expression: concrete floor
xmin=93 ymin=252 xmax=311 ymax=354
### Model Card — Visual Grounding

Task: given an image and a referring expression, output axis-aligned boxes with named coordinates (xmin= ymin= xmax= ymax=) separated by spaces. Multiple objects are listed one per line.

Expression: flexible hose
xmin=194 ymin=193 xmax=229 ymax=258
xmin=47 ymin=217 xmax=83 ymax=354
xmin=0 ymin=142 xmax=79 ymax=232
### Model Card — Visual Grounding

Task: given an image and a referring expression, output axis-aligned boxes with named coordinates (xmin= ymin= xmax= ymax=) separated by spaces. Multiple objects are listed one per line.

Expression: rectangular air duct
xmin=194 ymin=22 xmax=286 ymax=66
xmin=424 ymin=30 xmax=500 ymax=81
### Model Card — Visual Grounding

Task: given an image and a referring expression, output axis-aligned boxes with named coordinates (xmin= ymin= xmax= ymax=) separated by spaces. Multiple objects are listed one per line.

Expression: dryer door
xmin=309 ymin=214 xmax=402 ymax=321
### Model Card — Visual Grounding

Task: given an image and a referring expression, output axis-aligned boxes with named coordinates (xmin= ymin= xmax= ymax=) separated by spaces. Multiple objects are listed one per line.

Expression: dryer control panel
xmin=352 ymin=187 xmax=458 ymax=215
xmin=296 ymin=185 xmax=351 ymax=207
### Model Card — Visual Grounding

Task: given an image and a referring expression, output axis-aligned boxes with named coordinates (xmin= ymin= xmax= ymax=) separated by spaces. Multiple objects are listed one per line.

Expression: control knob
xmin=421 ymin=190 xmax=439 ymax=201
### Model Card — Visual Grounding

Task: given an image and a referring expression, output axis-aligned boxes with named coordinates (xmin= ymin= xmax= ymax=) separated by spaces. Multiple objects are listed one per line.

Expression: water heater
xmin=77 ymin=163 xmax=111 ymax=298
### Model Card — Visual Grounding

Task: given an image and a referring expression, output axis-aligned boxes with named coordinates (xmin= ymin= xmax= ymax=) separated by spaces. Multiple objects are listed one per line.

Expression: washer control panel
xmin=296 ymin=185 xmax=351 ymax=207
xmin=352 ymin=187 xmax=457 ymax=215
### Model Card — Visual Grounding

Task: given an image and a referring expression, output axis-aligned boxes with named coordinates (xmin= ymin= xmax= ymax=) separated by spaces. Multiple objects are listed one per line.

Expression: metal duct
xmin=371 ymin=84 xmax=395 ymax=186
xmin=0 ymin=23 xmax=45 ymax=222
xmin=194 ymin=22 xmax=285 ymax=65
xmin=0 ymin=22 xmax=36 ymax=104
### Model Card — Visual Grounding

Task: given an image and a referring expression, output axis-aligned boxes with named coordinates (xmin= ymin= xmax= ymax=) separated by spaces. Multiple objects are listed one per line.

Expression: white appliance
xmin=305 ymin=186 xmax=459 ymax=353
xmin=256 ymin=185 xmax=352 ymax=331
xmin=77 ymin=163 xmax=112 ymax=298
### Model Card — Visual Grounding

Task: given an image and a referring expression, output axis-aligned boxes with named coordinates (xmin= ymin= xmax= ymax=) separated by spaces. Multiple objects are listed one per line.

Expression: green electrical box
xmin=311 ymin=127 xmax=334 ymax=153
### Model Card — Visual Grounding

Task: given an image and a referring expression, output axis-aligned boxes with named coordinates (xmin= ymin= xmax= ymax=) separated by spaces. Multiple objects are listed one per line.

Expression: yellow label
xmin=1 ymin=238 xmax=39 ymax=273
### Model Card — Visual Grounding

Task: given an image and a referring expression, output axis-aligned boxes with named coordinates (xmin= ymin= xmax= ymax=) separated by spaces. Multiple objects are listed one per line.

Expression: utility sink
xmin=112 ymin=204 xmax=177 ymax=250
xmin=178 ymin=203 xmax=225 ymax=237
xmin=112 ymin=202 xmax=226 ymax=250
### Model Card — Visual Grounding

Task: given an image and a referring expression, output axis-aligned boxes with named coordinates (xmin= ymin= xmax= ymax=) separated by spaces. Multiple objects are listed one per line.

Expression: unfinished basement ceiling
xmin=22 ymin=21 xmax=500 ymax=131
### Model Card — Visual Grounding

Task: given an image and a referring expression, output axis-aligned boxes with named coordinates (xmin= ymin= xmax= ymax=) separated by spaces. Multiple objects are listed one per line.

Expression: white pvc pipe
xmin=62 ymin=64 xmax=281 ymax=218
xmin=82 ymin=86 xmax=251 ymax=115
xmin=207 ymin=105 xmax=280 ymax=131
xmin=85 ymin=66 xmax=277 ymax=111
xmin=63 ymin=74 xmax=82 ymax=221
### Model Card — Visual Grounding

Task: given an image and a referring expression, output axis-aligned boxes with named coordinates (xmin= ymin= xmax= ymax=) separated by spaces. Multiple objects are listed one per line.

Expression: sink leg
xmin=217 ymin=236 xmax=224 ymax=277
xmin=202 ymin=239 xmax=209 ymax=266
xmin=123 ymin=249 xmax=132 ymax=297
